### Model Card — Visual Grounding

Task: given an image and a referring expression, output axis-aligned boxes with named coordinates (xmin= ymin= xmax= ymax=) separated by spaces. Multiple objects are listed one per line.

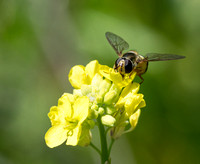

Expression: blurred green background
xmin=0 ymin=0 xmax=200 ymax=164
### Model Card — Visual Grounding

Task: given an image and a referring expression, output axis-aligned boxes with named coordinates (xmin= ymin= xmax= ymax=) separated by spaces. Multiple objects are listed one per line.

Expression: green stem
xmin=90 ymin=142 xmax=101 ymax=155
xmin=97 ymin=116 xmax=110 ymax=164
xmin=108 ymin=139 xmax=115 ymax=157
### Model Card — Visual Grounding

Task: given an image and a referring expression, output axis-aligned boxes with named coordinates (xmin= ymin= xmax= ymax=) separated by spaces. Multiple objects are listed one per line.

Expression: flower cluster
xmin=45 ymin=60 xmax=146 ymax=148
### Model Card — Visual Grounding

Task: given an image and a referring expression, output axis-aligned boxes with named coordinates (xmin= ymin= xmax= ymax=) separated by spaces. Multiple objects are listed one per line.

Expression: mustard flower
xmin=45 ymin=93 xmax=90 ymax=148
xmin=99 ymin=64 xmax=137 ymax=88
xmin=110 ymin=83 xmax=146 ymax=139
xmin=45 ymin=60 xmax=146 ymax=164
xmin=68 ymin=60 xmax=145 ymax=134
xmin=68 ymin=60 xmax=99 ymax=89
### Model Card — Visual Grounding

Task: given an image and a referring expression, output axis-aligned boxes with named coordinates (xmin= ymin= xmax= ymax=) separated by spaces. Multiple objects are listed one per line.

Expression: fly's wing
xmin=105 ymin=32 xmax=129 ymax=57
xmin=144 ymin=53 xmax=185 ymax=61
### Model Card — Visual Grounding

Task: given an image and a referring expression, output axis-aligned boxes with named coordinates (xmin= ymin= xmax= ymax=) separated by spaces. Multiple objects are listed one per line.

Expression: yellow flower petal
xmin=48 ymin=93 xmax=72 ymax=125
xmin=137 ymin=99 xmax=146 ymax=109
xmin=99 ymin=64 xmax=136 ymax=88
xmin=58 ymin=94 xmax=72 ymax=118
xmin=48 ymin=106 xmax=66 ymax=126
xmin=104 ymin=83 xmax=121 ymax=105
xmin=91 ymin=73 xmax=104 ymax=93
xmin=99 ymin=65 xmax=114 ymax=81
xmin=125 ymin=94 xmax=144 ymax=116
xmin=66 ymin=126 xmax=81 ymax=146
xmin=73 ymin=96 xmax=89 ymax=123
xmin=115 ymin=82 xmax=140 ymax=108
xmin=98 ymin=78 xmax=112 ymax=98
xmin=120 ymin=82 xmax=140 ymax=97
xmin=85 ymin=60 xmax=99 ymax=81
xmin=62 ymin=93 xmax=75 ymax=104
xmin=110 ymin=72 xmax=136 ymax=88
xmin=45 ymin=125 xmax=67 ymax=148
xmin=68 ymin=65 xmax=90 ymax=89
xmin=68 ymin=60 xmax=100 ymax=89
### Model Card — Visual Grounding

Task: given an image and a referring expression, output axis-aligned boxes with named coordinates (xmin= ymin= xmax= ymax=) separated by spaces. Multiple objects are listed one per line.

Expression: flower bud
xmin=81 ymin=85 xmax=92 ymax=96
xmin=129 ymin=109 xmax=141 ymax=129
xmin=101 ymin=115 xmax=116 ymax=127
xmin=88 ymin=107 xmax=99 ymax=119
xmin=106 ymin=106 xmax=116 ymax=115
xmin=98 ymin=107 xmax=105 ymax=115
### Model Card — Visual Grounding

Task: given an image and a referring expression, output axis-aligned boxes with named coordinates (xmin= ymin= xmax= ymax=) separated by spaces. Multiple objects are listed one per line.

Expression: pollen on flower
xmin=89 ymin=96 xmax=95 ymax=102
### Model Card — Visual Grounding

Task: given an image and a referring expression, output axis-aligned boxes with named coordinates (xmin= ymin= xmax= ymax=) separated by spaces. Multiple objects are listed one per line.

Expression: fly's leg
xmin=138 ymin=74 xmax=144 ymax=84
xmin=129 ymin=70 xmax=134 ymax=78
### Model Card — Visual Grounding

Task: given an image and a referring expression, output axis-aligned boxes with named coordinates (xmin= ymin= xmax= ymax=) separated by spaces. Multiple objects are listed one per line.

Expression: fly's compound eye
xmin=114 ymin=58 xmax=122 ymax=69
xmin=125 ymin=59 xmax=133 ymax=73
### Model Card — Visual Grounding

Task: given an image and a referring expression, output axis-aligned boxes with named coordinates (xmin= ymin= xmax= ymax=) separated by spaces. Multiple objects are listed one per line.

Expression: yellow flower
xmin=69 ymin=60 xmax=136 ymax=89
xmin=68 ymin=60 xmax=99 ymax=89
xmin=110 ymin=82 xmax=146 ymax=139
xmin=69 ymin=60 xmax=145 ymax=130
xmin=45 ymin=94 xmax=90 ymax=148
xmin=72 ymin=73 xmax=122 ymax=119
xmin=116 ymin=82 xmax=146 ymax=117
xmin=99 ymin=65 xmax=136 ymax=88
xmin=45 ymin=60 xmax=146 ymax=148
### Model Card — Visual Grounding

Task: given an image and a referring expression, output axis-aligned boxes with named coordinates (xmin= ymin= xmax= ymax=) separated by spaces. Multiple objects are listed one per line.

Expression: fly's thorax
xmin=135 ymin=54 xmax=145 ymax=62
xmin=135 ymin=55 xmax=149 ymax=75
xmin=122 ymin=51 xmax=138 ymax=62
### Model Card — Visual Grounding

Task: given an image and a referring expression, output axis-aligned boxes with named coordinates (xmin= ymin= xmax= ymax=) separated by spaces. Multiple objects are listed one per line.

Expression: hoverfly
xmin=105 ymin=32 xmax=185 ymax=83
